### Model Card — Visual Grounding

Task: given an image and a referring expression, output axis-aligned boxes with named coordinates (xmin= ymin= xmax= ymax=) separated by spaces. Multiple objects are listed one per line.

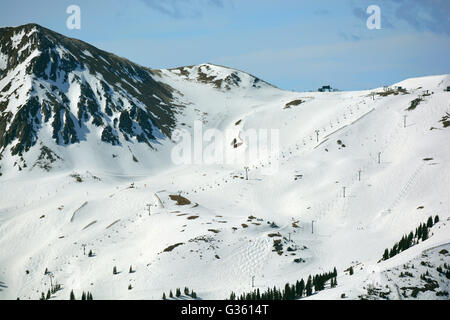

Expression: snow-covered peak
xmin=0 ymin=24 xmax=181 ymax=175
xmin=392 ymin=74 xmax=450 ymax=92
xmin=166 ymin=63 xmax=275 ymax=91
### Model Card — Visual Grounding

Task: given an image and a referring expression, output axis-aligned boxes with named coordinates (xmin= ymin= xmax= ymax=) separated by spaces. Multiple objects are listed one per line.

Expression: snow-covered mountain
xmin=0 ymin=24 xmax=277 ymax=176
xmin=0 ymin=24 xmax=449 ymax=300
xmin=0 ymin=23 xmax=181 ymax=174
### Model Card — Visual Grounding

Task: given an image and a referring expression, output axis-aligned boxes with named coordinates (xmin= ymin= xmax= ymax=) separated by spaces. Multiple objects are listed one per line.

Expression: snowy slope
xmin=0 ymin=26 xmax=450 ymax=300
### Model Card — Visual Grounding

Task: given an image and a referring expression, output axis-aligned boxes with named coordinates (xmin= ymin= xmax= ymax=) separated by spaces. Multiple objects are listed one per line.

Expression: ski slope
xmin=0 ymin=69 xmax=449 ymax=300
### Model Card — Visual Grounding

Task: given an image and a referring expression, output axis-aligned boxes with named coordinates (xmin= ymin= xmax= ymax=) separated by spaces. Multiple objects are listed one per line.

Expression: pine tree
xmin=46 ymin=290 xmax=51 ymax=300
xmin=70 ymin=290 xmax=75 ymax=300
xmin=81 ymin=292 xmax=86 ymax=300
xmin=313 ymin=276 xmax=320 ymax=292
xmin=283 ymin=283 xmax=289 ymax=300
xmin=128 ymin=284 xmax=132 ymax=290
xmin=162 ymin=292 xmax=166 ymax=300
xmin=392 ymin=243 xmax=398 ymax=256
xmin=427 ymin=216 xmax=433 ymax=228
xmin=176 ymin=288 xmax=181 ymax=297
xmin=298 ymin=279 xmax=305 ymax=298
xmin=332 ymin=277 xmax=337 ymax=287
xmin=113 ymin=266 xmax=117 ymax=275
xmin=434 ymin=215 xmax=439 ymax=224
xmin=417 ymin=224 xmax=424 ymax=240
xmin=88 ymin=250 xmax=93 ymax=257
xmin=407 ymin=232 xmax=414 ymax=248
xmin=305 ymin=276 xmax=313 ymax=296
xmin=169 ymin=290 xmax=173 ymax=298
xmin=422 ymin=227 xmax=429 ymax=241
xmin=349 ymin=266 xmax=354 ymax=275
xmin=383 ymin=248 xmax=389 ymax=260
xmin=40 ymin=292 xmax=45 ymax=300
xmin=129 ymin=265 xmax=133 ymax=273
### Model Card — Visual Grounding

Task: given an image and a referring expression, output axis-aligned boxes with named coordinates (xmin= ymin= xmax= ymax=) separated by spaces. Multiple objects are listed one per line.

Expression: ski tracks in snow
xmin=221 ymin=235 xmax=272 ymax=291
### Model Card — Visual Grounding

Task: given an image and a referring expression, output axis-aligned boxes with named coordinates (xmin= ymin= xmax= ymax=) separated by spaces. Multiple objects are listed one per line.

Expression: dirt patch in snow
xmin=407 ymin=98 xmax=423 ymax=111
xmin=169 ymin=195 xmax=191 ymax=206
xmin=440 ymin=112 xmax=450 ymax=128
xmin=284 ymin=99 xmax=304 ymax=109
xmin=163 ymin=243 xmax=184 ymax=252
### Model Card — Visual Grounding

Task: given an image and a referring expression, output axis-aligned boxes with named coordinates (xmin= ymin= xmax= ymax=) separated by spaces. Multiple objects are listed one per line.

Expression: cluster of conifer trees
xmin=381 ymin=216 xmax=439 ymax=261
xmin=162 ymin=287 xmax=197 ymax=300
xmin=69 ymin=290 xmax=93 ymax=300
xmin=436 ymin=264 xmax=450 ymax=279
xmin=39 ymin=284 xmax=62 ymax=300
xmin=228 ymin=268 xmax=337 ymax=300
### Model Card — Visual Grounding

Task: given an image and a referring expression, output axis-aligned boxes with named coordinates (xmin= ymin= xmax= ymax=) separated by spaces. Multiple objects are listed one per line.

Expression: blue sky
xmin=1 ymin=0 xmax=449 ymax=91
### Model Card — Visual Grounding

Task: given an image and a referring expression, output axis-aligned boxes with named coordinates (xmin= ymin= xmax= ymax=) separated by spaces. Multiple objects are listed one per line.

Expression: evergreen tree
xmin=400 ymin=235 xmax=407 ymax=251
xmin=417 ymin=224 xmax=424 ymax=240
xmin=383 ymin=248 xmax=389 ymax=260
xmin=70 ymin=290 xmax=75 ymax=300
xmin=427 ymin=216 xmax=433 ymax=228
xmin=176 ymin=288 xmax=181 ymax=298
xmin=128 ymin=284 xmax=132 ymax=290
xmin=422 ymin=227 xmax=429 ymax=241
xmin=113 ymin=266 xmax=117 ymax=275
xmin=349 ymin=266 xmax=354 ymax=275
xmin=313 ymin=276 xmax=320 ymax=292
xmin=46 ymin=290 xmax=51 ymax=300
xmin=88 ymin=250 xmax=93 ymax=257
xmin=169 ymin=290 xmax=173 ymax=298
xmin=434 ymin=215 xmax=439 ymax=224
xmin=129 ymin=265 xmax=133 ymax=273
xmin=162 ymin=292 xmax=166 ymax=300
xmin=191 ymin=290 xmax=197 ymax=299
xmin=40 ymin=292 xmax=45 ymax=300
xmin=298 ymin=279 xmax=305 ymax=298
xmin=392 ymin=243 xmax=398 ymax=256
xmin=305 ymin=276 xmax=313 ymax=296
xmin=283 ymin=283 xmax=290 ymax=300
xmin=81 ymin=292 xmax=86 ymax=300
xmin=407 ymin=232 xmax=414 ymax=248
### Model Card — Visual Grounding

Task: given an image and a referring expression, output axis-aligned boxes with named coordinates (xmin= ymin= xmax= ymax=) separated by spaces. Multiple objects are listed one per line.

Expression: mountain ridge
xmin=0 ymin=24 xmax=449 ymax=301
xmin=0 ymin=24 xmax=280 ymax=175
xmin=0 ymin=23 xmax=180 ymax=170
